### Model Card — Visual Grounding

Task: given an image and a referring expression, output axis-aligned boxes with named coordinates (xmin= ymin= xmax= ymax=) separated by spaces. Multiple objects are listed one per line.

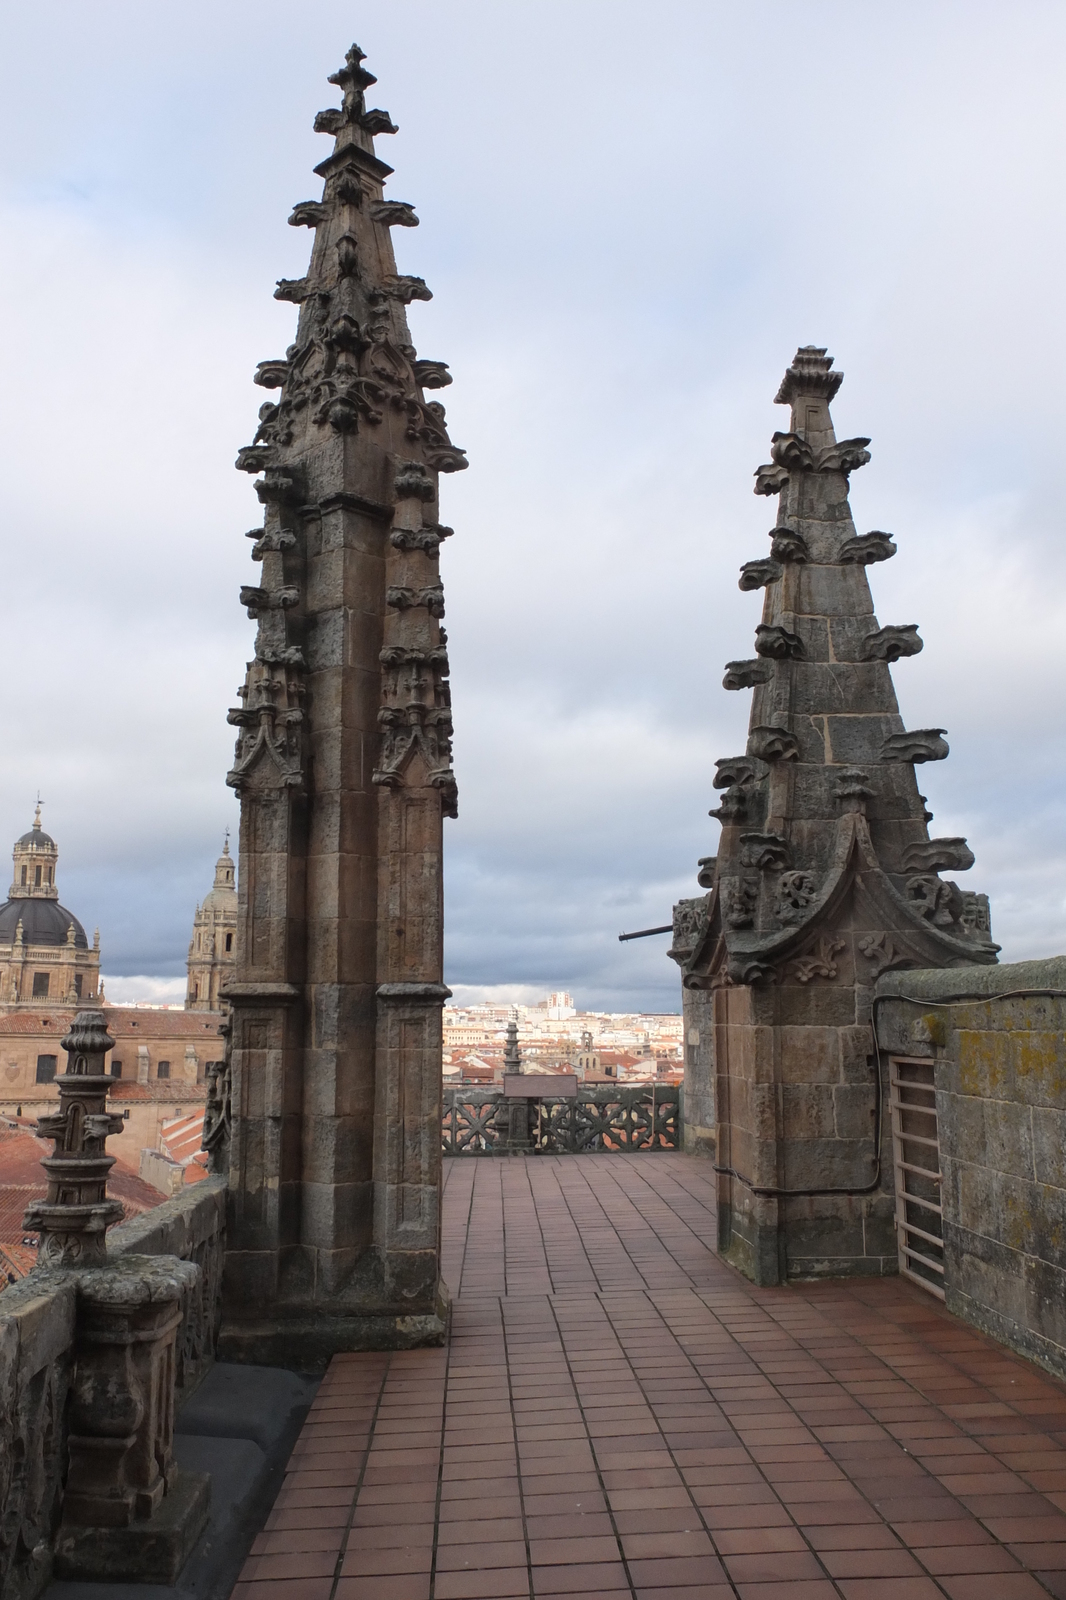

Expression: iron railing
xmin=442 ymin=1084 xmax=680 ymax=1155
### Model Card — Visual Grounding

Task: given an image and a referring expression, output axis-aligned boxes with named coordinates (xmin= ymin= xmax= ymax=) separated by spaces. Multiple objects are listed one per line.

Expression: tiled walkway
xmin=233 ymin=1154 xmax=1066 ymax=1600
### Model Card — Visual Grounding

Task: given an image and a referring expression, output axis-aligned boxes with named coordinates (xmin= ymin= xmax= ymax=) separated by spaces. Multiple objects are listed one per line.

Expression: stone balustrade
xmin=443 ymin=1082 xmax=681 ymax=1155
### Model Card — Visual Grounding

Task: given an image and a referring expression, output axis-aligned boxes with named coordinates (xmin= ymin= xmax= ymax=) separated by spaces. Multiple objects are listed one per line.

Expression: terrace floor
xmin=233 ymin=1154 xmax=1066 ymax=1600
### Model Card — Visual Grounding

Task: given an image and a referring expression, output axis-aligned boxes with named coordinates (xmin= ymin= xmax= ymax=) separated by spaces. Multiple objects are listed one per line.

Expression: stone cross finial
xmin=24 ymin=1008 xmax=124 ymax=1267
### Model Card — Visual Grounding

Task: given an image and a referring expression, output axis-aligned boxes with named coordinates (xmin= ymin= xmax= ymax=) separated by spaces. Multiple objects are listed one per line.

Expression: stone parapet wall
xmin=0 ymin=1275 xmax=76 ymax=1600
xmin=681 ymin=987 xmax=715 ymax=1156
xmin=875 ymin=957 xmax=1066 ymax=1378
xmin=0 ymin=1177 xmax=226 ymax=1599
xmin=107 ymin=1175 xmax=226 ymax=1395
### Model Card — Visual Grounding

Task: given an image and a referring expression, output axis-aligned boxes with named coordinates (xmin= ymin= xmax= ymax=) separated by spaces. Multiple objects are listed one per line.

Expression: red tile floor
xmin=233 ymin=1154 xmax=1066 ymax=1600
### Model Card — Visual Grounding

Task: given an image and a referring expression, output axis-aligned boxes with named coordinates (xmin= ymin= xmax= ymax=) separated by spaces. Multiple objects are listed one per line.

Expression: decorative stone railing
xmin=443 ymin=1083 xmax=681 ymax=1155
xmin=0 ymin=1010 xmax=226 ymax=1600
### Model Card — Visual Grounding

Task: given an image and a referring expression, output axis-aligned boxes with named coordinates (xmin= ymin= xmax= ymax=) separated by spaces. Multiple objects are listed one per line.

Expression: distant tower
xmin=185 ymin=839 xmax=237 ymax=1011
xmin=0 ymin=806 xmax=100 ymax=1006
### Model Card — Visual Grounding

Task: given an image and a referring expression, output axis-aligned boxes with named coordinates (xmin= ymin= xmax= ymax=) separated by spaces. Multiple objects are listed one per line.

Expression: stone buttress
xmin=670 ymin=347 xmax=997 ymax=1286
xmin=219 ymin=45 xmax=463 ymax=1364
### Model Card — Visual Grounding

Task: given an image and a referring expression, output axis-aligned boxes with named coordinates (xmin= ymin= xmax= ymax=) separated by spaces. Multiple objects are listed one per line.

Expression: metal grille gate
xmin=889 ymin=1057 xmax=945 ymax=1299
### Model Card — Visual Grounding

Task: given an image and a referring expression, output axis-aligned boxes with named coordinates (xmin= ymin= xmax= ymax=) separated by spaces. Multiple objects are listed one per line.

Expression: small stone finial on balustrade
xmin=503 ymin=1018 xmax=522 ymax=1075
xmin=495 ymin=1018 xmax=535 ymax=1153
xmin=24 ymin=1008 xmax=124 ymax=1268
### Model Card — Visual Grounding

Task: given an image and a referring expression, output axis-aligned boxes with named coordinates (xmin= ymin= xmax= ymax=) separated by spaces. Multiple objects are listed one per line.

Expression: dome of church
xmin=0 ymin=898 xmax=87 ymax=947
xmin=16 ymin=825 xmax=56 ymax=851
xmin=201 ymin=840 xmax=237 ymax=911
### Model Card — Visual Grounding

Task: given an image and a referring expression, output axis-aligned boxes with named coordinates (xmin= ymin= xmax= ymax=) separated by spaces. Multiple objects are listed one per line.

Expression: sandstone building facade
xmin=0 ymin=817 xmax=227 ymax=1169
xmin=0 ymin=809 xmax=101 ymax=1007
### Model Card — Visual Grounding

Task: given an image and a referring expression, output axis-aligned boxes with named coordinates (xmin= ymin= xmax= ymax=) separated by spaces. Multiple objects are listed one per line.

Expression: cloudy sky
xmin=1 ymin=1 xmax=1064 ymax=1011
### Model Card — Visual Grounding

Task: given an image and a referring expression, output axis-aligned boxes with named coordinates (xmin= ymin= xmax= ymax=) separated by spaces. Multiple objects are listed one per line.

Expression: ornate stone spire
xmin=671 ymin=348 xmax=996 ymax=1286
xmin=24 ymin=1009 xmax=124 ymax=1267
xmin=220 ymin=44 xmax=461 ymax=1362
xmin=678 ymin=346 xmax=996 ymax=990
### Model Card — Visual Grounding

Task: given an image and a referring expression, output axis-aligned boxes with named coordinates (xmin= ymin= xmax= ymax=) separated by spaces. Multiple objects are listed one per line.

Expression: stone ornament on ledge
xmin=21 ymin=1009 xmax=210 ymax=1584
xmin=24 ymin=1009 xmax=125 ymax=1267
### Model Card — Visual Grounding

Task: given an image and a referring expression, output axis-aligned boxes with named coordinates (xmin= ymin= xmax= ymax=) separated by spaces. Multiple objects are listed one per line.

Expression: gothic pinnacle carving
xmin=24 ymin=1009 xmax=124 ymax=1267
xmin=679 ymin=344 xmax=996 ymax=998
xmin=222 ymin=42 xmax=460 ymax=1356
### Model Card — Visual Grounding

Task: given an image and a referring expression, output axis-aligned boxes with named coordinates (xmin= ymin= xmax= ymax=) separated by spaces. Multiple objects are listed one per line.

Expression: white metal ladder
xmin=889 ymin=1057 xmax=945 ymax=1299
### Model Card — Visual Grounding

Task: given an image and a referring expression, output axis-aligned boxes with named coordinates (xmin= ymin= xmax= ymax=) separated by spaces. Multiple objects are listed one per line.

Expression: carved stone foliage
xmin=386 ymin=584 xmax=446 ymax=617
xmin=671 ymin=896 xmax=711 ymax=963
xmin=738 ymin=559 xmax=782 ymax=591
xmin=373 ymin=647 xmax=457 ymax=817
xmin=413 ymin=360 xmax=452 ymax=389
xmin=254 ymin=358 xmax=290 ymax=389
xmin=394 ymin=459 xmax=436 ymax=500
xmin=755 ymin=624 xmax=805 ymax=660
xmin=906 ymin=875 xmax=964 ymax=927
xmin=25 ymin=1011 xmax=124 ymax=1269
xmin=740 ymin=832 xmax=791 ymax=871
xmin=774 ymin=345 xmax=844 ymax=405
xmin=288 ymin=200 xmax=328 ymax=228
xmin=724 ymin=875 xmax=759 ymax=929
xmin=727 ymin=956 xmax=776 ymax=986
xmin=769 ymin=528 xmax=809 ymax=563
xmin=788 ymin=937 xmax=845 ymax=984
xmin=370 ymin=200 xmax=419 ymax=227
xmin=881 ymin=728 xmax=950 ymax=764
xmin=959 ymin=891 xmax=992 ymax=938
xmin=383 ymin=274 xmax=433 ymax=303
xmin=202 ymin=1044 xmax=231 ymax=1179
xmin=754 ymin=434 xmax=871 ymax=496
xmin=710 ymin=788 xmax=748 ymax=824
xmin=859 ymin=932 xmax=909 ymax=977
xmin=839 ymin=530 xmax=896 ymax=564
xmin=723 ymin=658 xmax=774 ymax=691
xmin=903 ymin=837 xmax=975 ymax=874
xmin=391 ymin=525 xmax=452 ymax=554
xmin=861 ymin=623 xmax=923 ymax=662
xmin=696 ymin=856 xmax=717 ymax=889
xmin=714 ymin=756 xmax=758 ymax=790
xmin=227 ymin=661 xmax=305 ymax=796
xmin=775 ymin=870 xmax=817 ymax=922
xmin=747 ymin=725 xmax=799 ymax=763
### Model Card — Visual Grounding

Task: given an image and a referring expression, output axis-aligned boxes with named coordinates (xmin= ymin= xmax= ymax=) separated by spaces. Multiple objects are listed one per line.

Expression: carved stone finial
xmin=24 ymin=1008 xmax=124 ymax=1267
xmin=503 ymin=1019 xmax=522 ymax=1075
xmin=774 ymin=346 xmax=844 ymax=406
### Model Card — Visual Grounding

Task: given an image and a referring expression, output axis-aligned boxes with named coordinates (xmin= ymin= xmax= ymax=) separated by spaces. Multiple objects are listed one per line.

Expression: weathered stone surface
xmin=875 ymin=960 xmax=1066 ymax=1378
xmin=221 ymin=45 xmax=458 ymax=1362
xmin=673 ymin=348 xmax=997 ymax=1284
